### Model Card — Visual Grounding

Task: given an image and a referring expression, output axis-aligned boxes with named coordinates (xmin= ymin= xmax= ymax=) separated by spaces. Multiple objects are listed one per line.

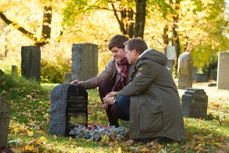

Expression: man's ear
xmin=133 ymin=49 xmax=137 ymax=55
xmin=133 ymin=49 xmax=139 ymax=56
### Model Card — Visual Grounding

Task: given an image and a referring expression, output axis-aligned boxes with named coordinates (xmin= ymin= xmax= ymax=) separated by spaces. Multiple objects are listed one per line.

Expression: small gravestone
xmin=177 ymin=51 xmax=193 ymax=89
xmin=181 ymin=88 xmax=208 ymax=118
xmin=11 ymin=65 xmax=18 ymax=75
xmin=72 ymin=43 xmax=98 ymax=81
xmin=21 ymin=46 xmax=41 ymax=82
xmin=217 ymin=52 xmax=229 ymax=90
xmin=50 ymin=84 xmax=88 ymax=136
xmin=165 ymin=46 xmax=176 ymax=74
xmin=64 ymin=72 xmax=72 ymax=83
xmin=0 ymin=96 xmax=10 ymax=149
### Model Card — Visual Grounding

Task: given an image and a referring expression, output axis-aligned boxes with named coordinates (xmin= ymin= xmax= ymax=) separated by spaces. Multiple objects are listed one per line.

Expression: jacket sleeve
xmin=118 ymin=61 xmax=159 ymax=96
xmin=82 ymin=59 xmax=115 ymax=89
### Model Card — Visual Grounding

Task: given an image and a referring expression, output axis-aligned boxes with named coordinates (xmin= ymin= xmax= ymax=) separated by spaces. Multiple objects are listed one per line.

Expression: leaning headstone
xmin=177 ymin=51 xmax=193 ymax=89
xmin=217 ymin=52 xmax=229 ymax=90
xmin=0 ymin=96 xmax=10 ymax=149
xmin=50 ymin=84 xmax=88 ymax=136
xmin=72 ymin=43 xmax=98 ymax=81
xmin=11 ymin=65 xmax=18 ymax=75
xmin=181 ymin=88 xmax=208 ymax=118
xmin=21 ymin=46 xmax=41 ymax=82
xmin=64 ymin=72 xmax=72 ymax=83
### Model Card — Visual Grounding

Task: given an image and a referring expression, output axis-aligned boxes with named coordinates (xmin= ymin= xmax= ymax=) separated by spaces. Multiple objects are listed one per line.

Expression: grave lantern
xmin=66 ymin=85 xmax=88 ymax=135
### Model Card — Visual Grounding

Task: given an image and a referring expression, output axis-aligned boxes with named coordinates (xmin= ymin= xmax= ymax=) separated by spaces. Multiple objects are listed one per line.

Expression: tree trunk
xmin=41 ymin=6 xmax=52 ymax=41
xmin=111 ymin=4 xmax=135 ymax=38
xmin=127 ymin=8 xmax=134 ymax=38
xmin=134 ymin=0 xmax=146 ymax=38
xmin=111 ymin=4 xmax=127 ymax=35
xmin=170 ymin=0 xmax=181 ymax=73
xmin=36 ymin=6 xmax=52 ymax=46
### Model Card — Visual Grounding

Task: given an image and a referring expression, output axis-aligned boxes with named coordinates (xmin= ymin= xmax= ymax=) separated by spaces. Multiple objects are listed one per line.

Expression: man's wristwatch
xmin=113 ymin=96 xmax=117 ymax=104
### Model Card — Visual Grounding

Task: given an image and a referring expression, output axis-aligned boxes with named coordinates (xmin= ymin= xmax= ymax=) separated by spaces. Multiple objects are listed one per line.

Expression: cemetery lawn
xmin=1 ymin=74 xmax=229 ymax=153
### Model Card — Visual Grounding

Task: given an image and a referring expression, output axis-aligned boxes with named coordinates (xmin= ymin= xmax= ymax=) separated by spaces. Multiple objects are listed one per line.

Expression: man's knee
xmin=111 ymin=103 xmax=129 ymax=121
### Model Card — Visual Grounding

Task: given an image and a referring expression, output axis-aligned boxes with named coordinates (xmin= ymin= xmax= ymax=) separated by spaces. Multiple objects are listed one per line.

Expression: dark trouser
xmin=98 ymin=78 xmax=129 ymax=127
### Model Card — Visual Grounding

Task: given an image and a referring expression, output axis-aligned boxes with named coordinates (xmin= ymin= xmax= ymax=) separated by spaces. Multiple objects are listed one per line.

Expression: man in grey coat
xmin=104 ymin=38 xmax=185 ymax=142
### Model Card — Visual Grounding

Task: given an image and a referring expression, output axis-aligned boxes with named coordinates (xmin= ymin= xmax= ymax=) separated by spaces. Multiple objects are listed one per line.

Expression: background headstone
xmin=72 ymin=43 xmax=98 ymax=81
xmin=181 ymin=88 xmax=208 ymax=118
xmin=165 ymin=46 xmax=176 ymax=74
xmin=21 ymin=46 xmax=41 ymax=82
xmin=64 ymin=72 xmax=72 ymax=83
xmin=0 ymin=96 xmax=10 ymax=149
xmin=217 ymin=52 xmax=229 ymax=90
xmin=177 ymin=52 xmax=193 ymax=89
xmin=50 ymin=84 xmax=70 ymax=136
xmin=11 ymin=65 xmax=18 ymax=75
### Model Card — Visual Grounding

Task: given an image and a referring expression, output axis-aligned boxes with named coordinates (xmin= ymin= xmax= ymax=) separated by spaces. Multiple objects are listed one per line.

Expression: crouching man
xmin=103 ymin=38 xmax=185 ymax=142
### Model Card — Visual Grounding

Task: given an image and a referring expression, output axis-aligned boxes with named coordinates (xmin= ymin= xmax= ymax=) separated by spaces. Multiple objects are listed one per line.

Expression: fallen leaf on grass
xmin=24 ymin=145 xmax=34 ymax=151
xmin=125 ymin=139 xmax=135 ymax=146
xmin=27 ymin=130 xmax=34 ymax=137
xmin=37 ymin=136 xmax=48 ymax=144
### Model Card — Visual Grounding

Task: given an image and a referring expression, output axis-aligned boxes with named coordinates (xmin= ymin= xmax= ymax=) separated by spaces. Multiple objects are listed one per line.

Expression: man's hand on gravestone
xmin=70 ymin=80 xmax=80 ymax=84
xmin=70 ymin=80 xmax=84 ymax=87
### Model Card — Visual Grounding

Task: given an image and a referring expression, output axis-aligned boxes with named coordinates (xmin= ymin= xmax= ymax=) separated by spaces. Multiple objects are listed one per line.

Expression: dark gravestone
xmin=181 ymin=88 xmax=208 ymax=118
xmin=50 ymin=84 xmax=88 ymax=136
xmin=72 ymin=43 xmax=98 ymax=81
xmin=0 ymin=96 xmax=10 ymax=149
xmin=21 ymin=46 xmax=41 ymax=81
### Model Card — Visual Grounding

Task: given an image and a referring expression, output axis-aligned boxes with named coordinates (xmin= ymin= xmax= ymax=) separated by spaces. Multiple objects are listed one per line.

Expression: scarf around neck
xmin=112 ymin=57 xmax=129 ymax=91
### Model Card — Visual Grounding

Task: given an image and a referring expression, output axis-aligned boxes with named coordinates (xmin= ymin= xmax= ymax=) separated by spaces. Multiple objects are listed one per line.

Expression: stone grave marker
xmin=11 ymin=65 xmax=18 ymax=75
xmin=217 ymin=52 xmax=229 ymax=90
xmin=177 ymin=51 xmax=193 ymax=89
xmin=21 ymin=46 xmax=41 ymax=82
xmin=72 ymin=43 xmax=98 ymax=81
xmin=181 ymin=88 xmax=208 ymax=118
xmin=50 ymin=84 xmax=88 ymax=136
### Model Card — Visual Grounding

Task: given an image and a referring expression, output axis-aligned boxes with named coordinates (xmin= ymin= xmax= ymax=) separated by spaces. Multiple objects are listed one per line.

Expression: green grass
xmin=0 ymin=73 xmax=228 ymax=152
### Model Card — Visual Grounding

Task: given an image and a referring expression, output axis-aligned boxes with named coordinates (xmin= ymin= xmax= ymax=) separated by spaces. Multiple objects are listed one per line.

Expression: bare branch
xmin=0 ymin=11 xmax=48 ymax=46
xmin=111 ymin=3 xmax=126 ymax=34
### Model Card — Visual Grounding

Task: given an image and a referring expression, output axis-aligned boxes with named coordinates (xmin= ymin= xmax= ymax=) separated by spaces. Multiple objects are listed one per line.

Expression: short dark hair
xmin=108 ymin=34 xmax=129 ymax=50
xmin=124 ymin=38 xmax=148 ymax=54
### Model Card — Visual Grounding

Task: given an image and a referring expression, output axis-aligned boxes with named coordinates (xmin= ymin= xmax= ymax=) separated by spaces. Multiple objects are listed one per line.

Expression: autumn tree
xmin=63 ymin=0 xmax=174 ymax=38
xmin=0 ymin=1 xmax=53 ymax=46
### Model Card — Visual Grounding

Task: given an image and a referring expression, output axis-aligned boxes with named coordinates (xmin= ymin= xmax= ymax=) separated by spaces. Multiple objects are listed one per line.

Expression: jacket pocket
xmin=139 ymin=103 xmax=163 ymax=133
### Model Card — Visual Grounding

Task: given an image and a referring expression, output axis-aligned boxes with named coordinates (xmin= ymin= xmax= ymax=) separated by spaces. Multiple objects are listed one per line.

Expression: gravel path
xmin=177 ymin=81 xmax=229 ymax=103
